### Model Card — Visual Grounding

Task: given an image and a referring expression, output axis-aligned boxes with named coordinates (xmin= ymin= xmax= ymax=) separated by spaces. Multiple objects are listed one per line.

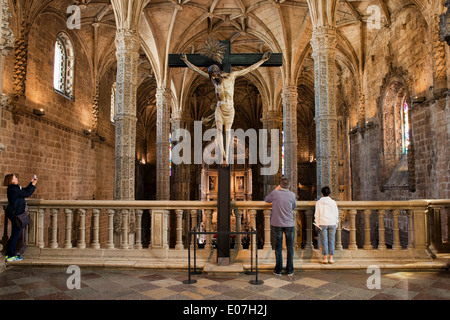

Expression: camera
xmin=33 ymin=174 xmax=38 ymax=180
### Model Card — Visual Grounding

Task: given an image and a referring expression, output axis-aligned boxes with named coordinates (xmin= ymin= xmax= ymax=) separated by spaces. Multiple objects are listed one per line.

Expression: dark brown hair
xmin=280 ymin=178 xmax=290 ymax=189
xmin=3 ymin=174 xmax=15 ymax=186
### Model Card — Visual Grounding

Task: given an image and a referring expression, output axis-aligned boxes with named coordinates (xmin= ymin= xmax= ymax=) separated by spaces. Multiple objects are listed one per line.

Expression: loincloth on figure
xmin=215 ymin=104 xmax=235 ymax=129
xmin=202 ymin=103 xmax=235 ymax=129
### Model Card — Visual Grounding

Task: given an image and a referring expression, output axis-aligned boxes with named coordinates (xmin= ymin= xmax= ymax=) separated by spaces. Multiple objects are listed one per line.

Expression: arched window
xmin=53 ymin=32 xmax=74 ymax=99
xmin=110 ymin=82 xmax=116 ymax=123
xmin=401 ymin=100 xmax=410 ymax=153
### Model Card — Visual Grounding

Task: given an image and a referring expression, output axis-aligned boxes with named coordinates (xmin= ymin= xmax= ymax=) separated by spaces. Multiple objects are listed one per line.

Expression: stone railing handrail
xmin=1 ymin=199 xmax=448 ymax=209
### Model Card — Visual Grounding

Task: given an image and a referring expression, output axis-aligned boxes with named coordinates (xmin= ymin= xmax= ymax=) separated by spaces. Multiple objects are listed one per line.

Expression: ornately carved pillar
xmin=0 ymin=0 xmax=14 ymax=155
xmin=170 ymin=111 xmax=191 ymax=200
xmin=156 ymin=87 xmax=171 ymax=200
xmin=282 ymin=87 xmax=298 ymax=196
xmin=310 ymin=26 xmax=339 ymax=198
xmin=114 ymin=29 xmax=140 ymax=200
xmin=261 ymin=110 xmax=283 ymax=195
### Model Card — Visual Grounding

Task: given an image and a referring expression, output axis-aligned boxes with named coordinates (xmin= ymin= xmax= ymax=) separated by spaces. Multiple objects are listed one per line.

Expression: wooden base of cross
xmin=217 ymin=153 xmax=231 ymax=265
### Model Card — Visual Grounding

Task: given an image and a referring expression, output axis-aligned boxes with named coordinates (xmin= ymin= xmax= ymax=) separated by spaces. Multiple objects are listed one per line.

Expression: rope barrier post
xmin=249 ymin=228 xmax=263 ymax=285
xmin=183 ymin=228 xmax=197 ymax=284
xmin=245 ymin=229 xmax=255 ymax=275
xmin=193 ymin=227 xmax=201 ymax=275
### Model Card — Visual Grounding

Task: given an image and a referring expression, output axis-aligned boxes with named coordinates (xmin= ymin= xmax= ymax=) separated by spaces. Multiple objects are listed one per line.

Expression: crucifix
xmin=169 ymin=40 xmax=282 ymax=264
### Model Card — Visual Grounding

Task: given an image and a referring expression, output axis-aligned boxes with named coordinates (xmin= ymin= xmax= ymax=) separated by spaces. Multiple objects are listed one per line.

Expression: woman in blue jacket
xmin=3 ymin=174 xmax=37 ymax=261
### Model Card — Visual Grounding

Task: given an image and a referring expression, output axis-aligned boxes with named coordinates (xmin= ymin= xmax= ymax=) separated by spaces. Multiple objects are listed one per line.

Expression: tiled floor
xmin=0 ymin=265 xmax=448 ymax=301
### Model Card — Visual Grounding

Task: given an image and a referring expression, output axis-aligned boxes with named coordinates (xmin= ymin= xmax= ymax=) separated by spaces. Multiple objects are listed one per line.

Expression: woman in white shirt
xmin=314 ymin=186 xmax=339 ymax=264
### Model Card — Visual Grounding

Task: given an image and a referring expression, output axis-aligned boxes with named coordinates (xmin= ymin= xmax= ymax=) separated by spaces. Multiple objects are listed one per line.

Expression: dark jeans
xmin=272 ymin=226 xmax=294 ymax=274
xmin=6 ymin=219 xmax=22 ymax=257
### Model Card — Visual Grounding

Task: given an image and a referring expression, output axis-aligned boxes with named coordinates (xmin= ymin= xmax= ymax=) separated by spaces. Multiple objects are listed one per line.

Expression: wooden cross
xmin=169 ymin=40 xmax=282 ymax=263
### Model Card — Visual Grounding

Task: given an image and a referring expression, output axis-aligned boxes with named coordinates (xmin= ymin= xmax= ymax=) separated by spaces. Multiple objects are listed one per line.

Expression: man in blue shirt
xmin=265 ymin=178 xmax=297 ymax=276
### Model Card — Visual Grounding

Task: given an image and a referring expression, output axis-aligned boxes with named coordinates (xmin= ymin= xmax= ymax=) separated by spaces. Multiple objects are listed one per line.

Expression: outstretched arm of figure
xmin=232 ymin=52 xmax=271 ymax=78
xmin=179 ymin=53 xmax=209 ymax=79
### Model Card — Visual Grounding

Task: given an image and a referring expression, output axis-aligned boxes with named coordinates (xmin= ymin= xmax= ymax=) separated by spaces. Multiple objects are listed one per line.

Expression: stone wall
xmin=351 ymin=4 xmax=449 ymax=201
xmin=0 ymin=11 xmax=115 ymax=201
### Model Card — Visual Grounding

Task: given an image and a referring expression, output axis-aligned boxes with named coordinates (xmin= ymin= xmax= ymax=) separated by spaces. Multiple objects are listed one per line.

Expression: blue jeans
xmin=320 ymin=225 xmax=336 ymax=256
xmin=272 ymin=226 xmax=294 ymax=274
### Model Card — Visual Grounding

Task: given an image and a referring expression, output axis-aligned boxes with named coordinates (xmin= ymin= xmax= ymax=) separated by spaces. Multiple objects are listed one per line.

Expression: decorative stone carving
xmin=12 ymin=21 xmax=29 ymax=99
xmin=310 ymin=26 xmax=339 ymax=198
xmin=282 ymin=86 xmax=298 ymax=196
xmin=170 ymin=111 xmax=192 ymax=200
xmin=262 ymin=110 xmax=283 ymax=195
xmin=156 ymin=87 xmax=171 ymax=200
xmin=0 ymin=0 xmax=14 ymax=54
xmin=114 ymin=29 xmax=140 ymax=200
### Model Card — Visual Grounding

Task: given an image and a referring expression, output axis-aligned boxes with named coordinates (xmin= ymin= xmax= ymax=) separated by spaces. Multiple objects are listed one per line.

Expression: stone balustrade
xmin=1 ymin=199 xmax=448 ymax=269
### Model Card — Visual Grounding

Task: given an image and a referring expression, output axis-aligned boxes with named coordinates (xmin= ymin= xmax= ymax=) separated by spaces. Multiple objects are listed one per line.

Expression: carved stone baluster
xmin=349 ymin=209 xmax=358 ymax=250
xmin=135 ymin=209 xmax=143 ymax=249
xmin=249 ymin=209 xmax=257 ymax=250
xmin=363 ymin=209 xmax=372 ymax=250
xmin=121 ymin=209 xmax=129 ymax=249
xmin=77 ymin=209 xmax=86 ymax=249
xmin=392 ymin=209 xmax=402 ymax=250
xmin=91 ymin=209 xmax=101 ymax=249
xmin=37 ymin=209 xmax=45 ymax=249
xmin=335 ymin=210 xmax=343 ymax=250
xmin=235 ymin=209 xmax=243 ymax=250
xmin=106 ymin=209 xmax=115 ymax=249
xmin=377 ymin=209 xmax=387 ymax=250
xmin=50 ymin=209 xmax=59 ymax=249
xmin=190 ymin=209 xmax=198 ymax=249
xmin=407 ymin=210 xmax=414 ymax=250
xmin=204 ymin=210 xmax=212 ymax=250
xmin=64 ymin=209 xmax=73 ymax=248
xmin=175 ymin=209 xmax=184 ymax=250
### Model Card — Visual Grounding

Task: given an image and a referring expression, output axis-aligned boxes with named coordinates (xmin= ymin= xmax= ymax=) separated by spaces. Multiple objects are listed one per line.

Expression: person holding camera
xmin=314 ymin=186 xmax=339 ymax=264
xmin=3 ymin=173 xmax=38 ymax=262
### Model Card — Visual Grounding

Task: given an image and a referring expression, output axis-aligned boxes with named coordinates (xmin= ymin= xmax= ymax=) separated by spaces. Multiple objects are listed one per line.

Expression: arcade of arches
xmin=0 ymin=1 xmax=449 ymax=245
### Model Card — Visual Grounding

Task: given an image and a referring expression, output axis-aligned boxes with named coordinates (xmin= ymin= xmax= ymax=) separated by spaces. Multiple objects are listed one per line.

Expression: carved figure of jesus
xmin=180 ymin=51 xmax=271 ymax=165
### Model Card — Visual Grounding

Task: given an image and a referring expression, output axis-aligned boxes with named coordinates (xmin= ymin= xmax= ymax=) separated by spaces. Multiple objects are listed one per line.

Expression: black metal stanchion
xmin=192 ymin=227 xmax=201 ymax=275
xmin=249 ymin=228 xmax=263 ymax=285
xmin=245 ymin=228 xmax=255 ymax=275
xmin=183 ymin=228 xmax=197 ymax=284
xmin=183 ymin=229 xmax=263 ymax=285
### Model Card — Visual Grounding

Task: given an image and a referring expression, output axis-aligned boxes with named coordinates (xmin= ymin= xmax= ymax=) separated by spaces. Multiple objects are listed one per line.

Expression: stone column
xmin=0 ymin=0 xmax=14 ymax=154
xmin=113 ymin=29 xmax=139 ymax=200
xmin=282 ymin=87 xmax=298 ymax=196
xmin=170 ymin=111 xmax=191 ymax=200
xmin=310 ymin=26 xmax=339 ymax=198
xmin=156 ymin=87 xmax=171 ymax=200
xmin=261 ymin=110 xmax=283 ymax=195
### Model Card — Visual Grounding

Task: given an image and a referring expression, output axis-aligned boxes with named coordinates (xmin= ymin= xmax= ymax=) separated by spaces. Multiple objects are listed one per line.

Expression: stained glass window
xmin=169 ymin=132 xmax=173 ymax=176
xmin=402 ymin=100 xmax=410 ymax=153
